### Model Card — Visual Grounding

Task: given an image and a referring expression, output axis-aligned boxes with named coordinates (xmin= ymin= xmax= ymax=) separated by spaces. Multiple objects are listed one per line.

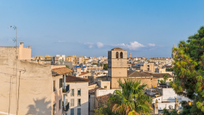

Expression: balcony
xmin=62 ymin=85 xmax=69 ymax=94
xmin=63 ymin=103 xmax=69 ymax=112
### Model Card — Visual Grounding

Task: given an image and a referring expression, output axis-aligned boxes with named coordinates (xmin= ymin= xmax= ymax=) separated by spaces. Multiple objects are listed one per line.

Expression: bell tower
xmin=108 ymin=47 xmax=128 ymax=89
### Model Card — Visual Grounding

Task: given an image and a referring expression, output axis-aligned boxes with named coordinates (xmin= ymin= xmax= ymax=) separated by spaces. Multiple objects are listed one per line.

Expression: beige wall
xmin=98 ymin=80 xmax=110 ymax=89
xmin=0 ymin=46 xmax=62 ymax=115
xmin=65 ymin=82 xmax=88 ymax=115
xmin=52 ymin=76 xmax=63 ymax=115
xmin=86 ymin=66 xmax=103 ymax=71
xmin=129 ymin=78 xmax=158 ymax=88
xmin=108 ymin=48 xmax=128 ymax=89
xmin=65 ymin=55 xmax=84 ymax=65
xmin=18 ymin=42 xmax=31 ymax=60
xmin=141 ymin=63 xmax=155 ymax=73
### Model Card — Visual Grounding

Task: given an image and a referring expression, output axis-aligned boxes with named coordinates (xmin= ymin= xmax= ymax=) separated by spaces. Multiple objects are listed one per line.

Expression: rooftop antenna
xmin=9 ymin=26 xmax=19 ymax=115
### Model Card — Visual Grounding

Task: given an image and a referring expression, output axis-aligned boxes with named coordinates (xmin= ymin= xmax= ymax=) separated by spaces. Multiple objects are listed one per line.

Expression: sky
xmin=0 ymin=0 xmax=204 ymax=58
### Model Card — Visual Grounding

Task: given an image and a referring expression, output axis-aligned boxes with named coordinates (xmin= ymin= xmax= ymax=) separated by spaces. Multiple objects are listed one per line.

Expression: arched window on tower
xmin=116 ymin=52 xmax=119 ymax=58
xmin=120 ymin=52 xmax=123 ymax=58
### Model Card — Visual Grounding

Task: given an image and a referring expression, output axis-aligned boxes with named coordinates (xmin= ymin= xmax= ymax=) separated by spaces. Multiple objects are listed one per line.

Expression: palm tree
xmin=109 ymin=79 xmax=153 ymax=115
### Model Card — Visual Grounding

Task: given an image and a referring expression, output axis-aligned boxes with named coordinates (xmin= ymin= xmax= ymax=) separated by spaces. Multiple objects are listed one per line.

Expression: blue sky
xmin=0 ymin=0 xmax=204 ymax=58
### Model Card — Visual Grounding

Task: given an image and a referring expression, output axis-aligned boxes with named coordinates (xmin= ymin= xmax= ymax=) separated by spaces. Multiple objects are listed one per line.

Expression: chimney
xmin=20 ymin=42 xmax=24 ymax=47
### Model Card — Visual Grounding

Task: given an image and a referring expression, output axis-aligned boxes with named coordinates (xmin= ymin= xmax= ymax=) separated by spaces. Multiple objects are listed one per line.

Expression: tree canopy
xmin=108 ymin=79 xmax=153 ymax=115
xmin=172 ymin=26 xmax=204 ymax=114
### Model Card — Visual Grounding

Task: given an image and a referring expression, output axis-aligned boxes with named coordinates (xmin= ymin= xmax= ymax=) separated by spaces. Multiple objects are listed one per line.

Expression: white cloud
xmin=148 ymin=43 xmax=155 ymax=47
xmin=116 ymin=41 xmax=145 ymax=50
xmin=97 ymin=42 xmax=104 ymax=48
xmin=84 ymin=42 xmax=94 ymax=48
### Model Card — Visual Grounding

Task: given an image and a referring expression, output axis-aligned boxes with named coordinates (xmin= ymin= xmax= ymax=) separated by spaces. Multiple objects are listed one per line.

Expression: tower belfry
xmin=108 ymin=47 xmax=128 ymax=89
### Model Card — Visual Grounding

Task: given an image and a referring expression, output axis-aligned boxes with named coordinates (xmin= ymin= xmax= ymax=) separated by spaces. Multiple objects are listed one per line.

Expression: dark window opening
xmin=116 ymin=52 xmax=119 ymax=58
xmin=120 ymin=52 xmax=123 ymax=58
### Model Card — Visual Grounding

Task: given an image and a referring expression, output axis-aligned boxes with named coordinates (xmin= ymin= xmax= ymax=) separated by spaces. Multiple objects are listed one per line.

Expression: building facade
xmin=0 ymin=43 xmax=68 ymax=115
xmin=64 ymin=75 xmax=89 ymax=115
xmin=108 ymin=47 xmax=128 ymax=89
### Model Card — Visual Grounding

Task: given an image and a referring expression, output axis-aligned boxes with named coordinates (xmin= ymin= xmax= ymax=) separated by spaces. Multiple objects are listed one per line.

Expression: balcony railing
xmin=63 ymin=103 xmax=69 ymax=112
xmin=62 ymin=85 xmax=69 ymax=93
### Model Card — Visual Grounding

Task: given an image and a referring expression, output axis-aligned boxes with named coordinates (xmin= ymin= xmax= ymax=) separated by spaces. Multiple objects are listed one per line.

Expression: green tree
xmin=160 ymin=80 xmax=165 ymax=84
xmin=172 ymin=26 xmax=204 ymax=114
xmin=103 ymin=64 xmax=108 ymax=70
xmin=163 ymin=74 xmax=169 ymax=83
xmin=108 ymin=79 xmax=153 ymax=115
xmin=66 ymin=65 xmax=70 ymax=69
xmin=94 ymin=103 xmax=117 ymax=115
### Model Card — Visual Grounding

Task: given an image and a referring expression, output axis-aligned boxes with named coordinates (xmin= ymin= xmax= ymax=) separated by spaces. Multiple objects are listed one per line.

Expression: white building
xmin=63 ymin=75 xmax=90 ymax=115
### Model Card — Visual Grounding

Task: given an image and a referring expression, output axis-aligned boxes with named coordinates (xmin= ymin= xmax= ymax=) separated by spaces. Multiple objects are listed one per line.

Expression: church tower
xmin=129 ymin=53 xmax=132 ymax=57
xmin=108 ymin=47 xmax=128 ymax=89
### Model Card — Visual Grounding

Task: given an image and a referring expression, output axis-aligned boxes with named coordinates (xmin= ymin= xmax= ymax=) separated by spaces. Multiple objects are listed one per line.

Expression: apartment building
xmin=63 ymin=75 xmax=90 ymax=115
xmin=65 ymin=55 xmax=84 ymax=65
xmin=0 ymin=43 xmax=72 ymax=115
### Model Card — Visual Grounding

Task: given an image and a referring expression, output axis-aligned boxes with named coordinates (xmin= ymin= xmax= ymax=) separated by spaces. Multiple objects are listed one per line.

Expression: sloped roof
xmin=65 ymin=75 xmax=90 ymax=82
xmin=147 ymin=73 xmax=173 ymax=78
xmin=127 ymin=71 xmax=152 ymax=77
xmin=79 ymin=72 xmax=90 ymax=76
xmin=96 ymin=93 xmax=112 ymax=105
xmin=111 ymin=47 xmax=124 ymax=51
xmin=52 ymin=67 xmax=72 ymax=75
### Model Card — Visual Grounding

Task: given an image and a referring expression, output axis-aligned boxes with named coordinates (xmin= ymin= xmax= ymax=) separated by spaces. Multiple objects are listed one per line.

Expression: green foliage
xmin=103 ymin=64 xmax=108 ymax=70
xmin=94 ymin=103 xmax=117 ymax=115
xmin=163 ymin=74 xmax=169 ymax=83
xmin=166 ymin=68 xmax=174 ymax=71
xmin=162 ymin=108 xmax=179 ymax=115
xmin=86 ymin=70 xmax=89 ymax=73
xmin=173 ymin=26 xmax=204 ymax=113
xmin=160 ymin=80 xmax=165 ymax=84
xmin=93 ymin=63 xmax=99 ymax=65
xmin=108 ymin=79 xmax=153 ymax=114
xmin=169 ymin=81 xmax=173 ymax=87
xmin=66 ymin=65 xmax=70 ymax=69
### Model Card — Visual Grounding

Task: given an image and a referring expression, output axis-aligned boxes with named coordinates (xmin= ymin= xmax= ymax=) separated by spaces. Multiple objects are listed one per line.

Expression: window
xmin=77 ymin=108 xmax=81 ymax=115
xmin=71 ymin=89 xmax=74 ymax=96
xmin=77 ymin=89 xmax=81 ymax=96
xmin=78 ymin=99 xmax=81 ymax=106
xmin=71 ymin=99 xmax=74 ymax=106
xmin=116 ymin=52 xmax=119 ymax=58
xmin=53 ymin=103 xmax=56 ymax=115
xmin=59 ymin=99 xmax=61 ymax=110
xmin=120 ymin=52 xmax=123 ymax=58
xmin=53 ymin=81 xmax=56 ymax=91
xmin=104 ymin=86 xmax=107 ymax=89
xmin=59 ymin=79 xmax=63 ymax=88
xmin=71 ymin=108 xmax=74 ymax=115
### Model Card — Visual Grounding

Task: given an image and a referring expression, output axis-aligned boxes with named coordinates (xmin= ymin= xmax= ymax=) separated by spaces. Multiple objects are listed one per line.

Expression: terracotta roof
xmin=96 ymin=93 xmax=112 ymax=105
xmin=127 ymin=71 xmax=152 ymax=77
xmin=79 ymin=72 xmax=90 ymax=76
xmin=65 ymin=75 xmax=90 ymax=82
xmin=52 ymin=67 xmax=72 ymax=75
xmin=148 ymin=73 xmax=173 ymax=78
